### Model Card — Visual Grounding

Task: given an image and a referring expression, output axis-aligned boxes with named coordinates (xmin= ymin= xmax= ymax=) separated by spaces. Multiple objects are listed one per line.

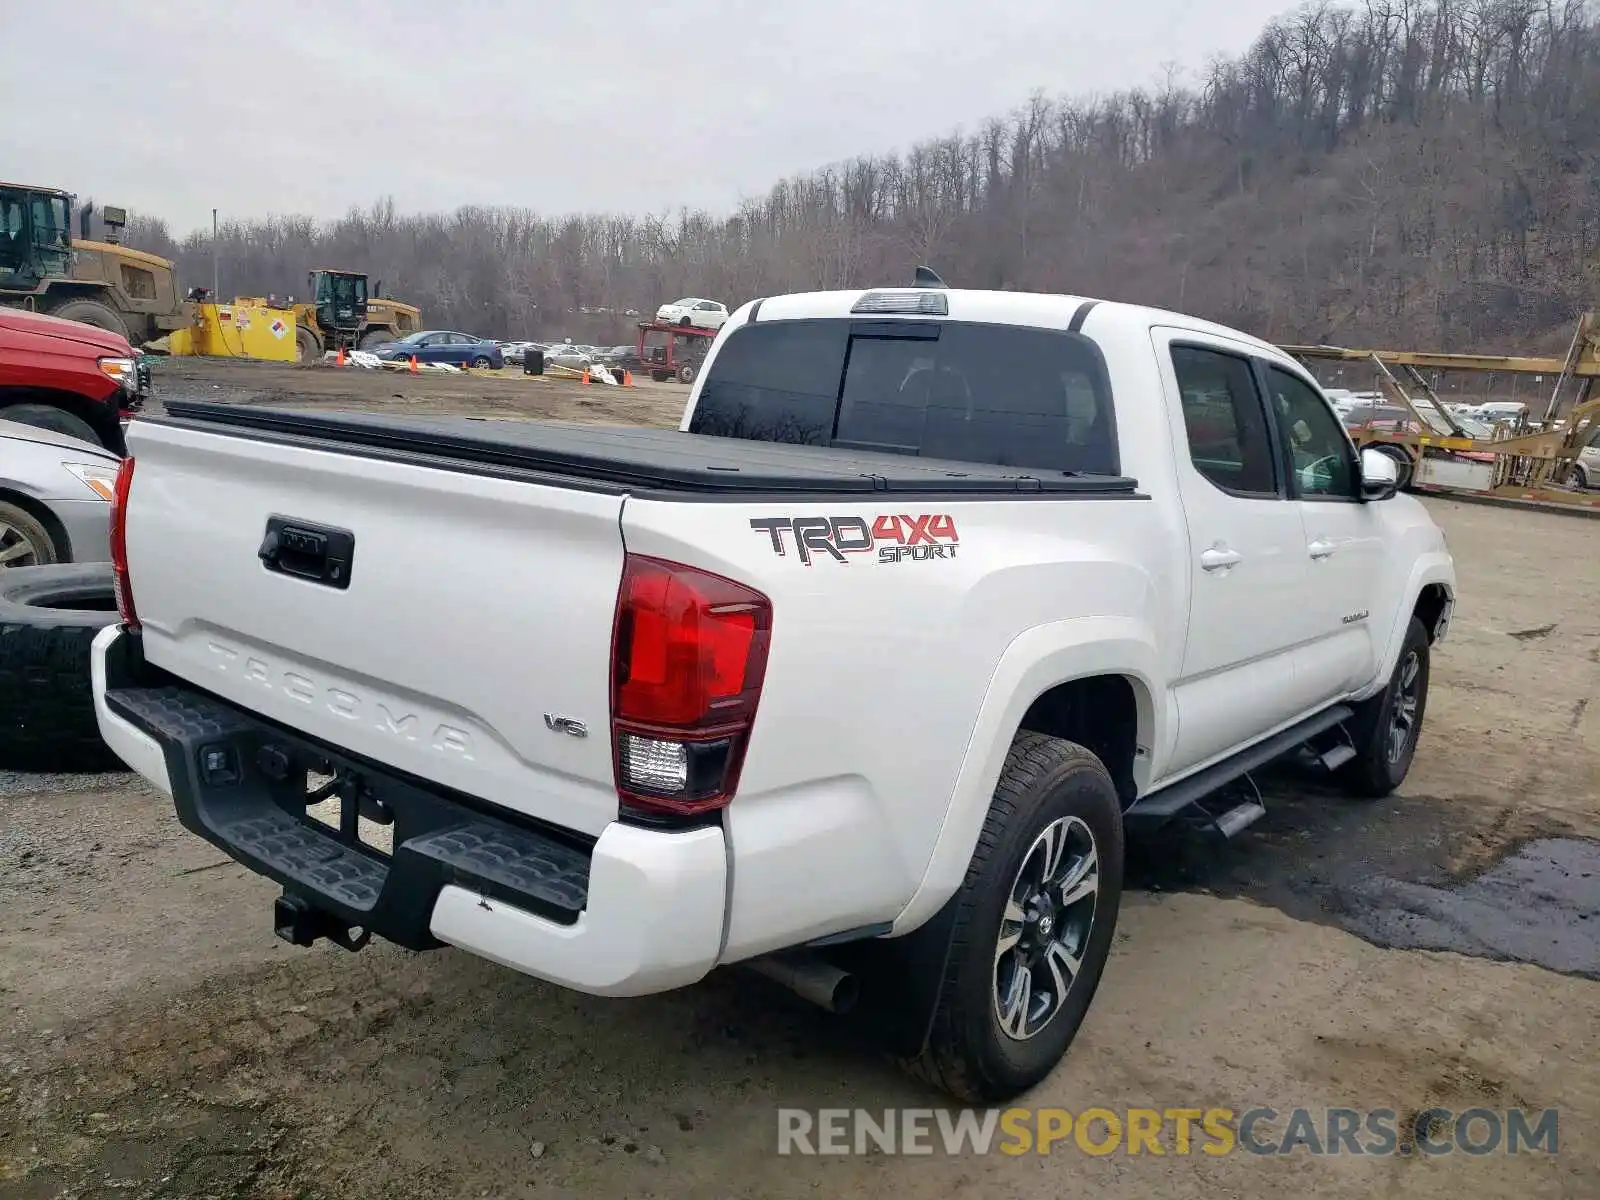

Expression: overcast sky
xmin=3 ymin=0 xmax=1292 ymax=236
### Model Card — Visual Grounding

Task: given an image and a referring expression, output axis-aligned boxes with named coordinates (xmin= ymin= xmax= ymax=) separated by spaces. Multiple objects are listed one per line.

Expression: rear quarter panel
xmin=621 ymin=490 xmax=1173 ymax=960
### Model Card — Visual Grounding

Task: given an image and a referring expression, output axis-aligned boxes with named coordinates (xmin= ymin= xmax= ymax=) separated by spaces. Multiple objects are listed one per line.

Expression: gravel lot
xmin=1 ymin=359 xmax=1596 ymax=1198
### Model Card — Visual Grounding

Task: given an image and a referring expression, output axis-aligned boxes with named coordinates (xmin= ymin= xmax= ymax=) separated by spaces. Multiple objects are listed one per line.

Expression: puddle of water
xmin=1329 ymin=837 xmax=1600 ymax=978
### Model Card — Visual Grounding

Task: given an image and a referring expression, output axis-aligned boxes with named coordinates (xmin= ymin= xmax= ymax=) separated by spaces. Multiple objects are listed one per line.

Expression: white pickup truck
xmin=92 ymin=281 xmax=1455 ymax=1101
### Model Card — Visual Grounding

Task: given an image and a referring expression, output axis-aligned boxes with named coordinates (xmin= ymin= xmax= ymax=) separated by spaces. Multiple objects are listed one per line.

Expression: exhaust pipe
xmin=746 ymin=952 xmax=859 ymax=1014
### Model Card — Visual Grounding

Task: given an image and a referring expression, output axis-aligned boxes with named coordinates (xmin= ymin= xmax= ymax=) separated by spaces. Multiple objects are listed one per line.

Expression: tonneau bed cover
xmin=154 ymin=401 xmax=1139 ymax=496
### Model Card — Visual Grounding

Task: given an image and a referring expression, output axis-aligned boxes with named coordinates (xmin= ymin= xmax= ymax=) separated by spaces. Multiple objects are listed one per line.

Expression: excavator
xmin=0 ymin=181 xmax=420 ymax=358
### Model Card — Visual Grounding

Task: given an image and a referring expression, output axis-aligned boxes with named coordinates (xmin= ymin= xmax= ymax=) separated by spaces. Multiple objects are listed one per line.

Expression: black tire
xmin=0 ymin=563 xmax=122 ymax=771
xmin=0 ymin=500 xmax=62 ymax=568
xmin=471 ymin=355 xmax=493 ymax=369
xmin=1566 ymin=465 xmax=1588 ymax=490
xmin=903 ymin=733 xmax=1124 ymax=1102
xmin=678 ymin=316 xmax=692 ymax=327
xmin=295 ymin=326 xmax=320 ymax=364
xmin=49 ymin=298 xmax=129 ymax=342
xmin=676 ymin=362 xmax=698 ymax=385
xmin=650 ymin=369 xmax=670 ymax=383
xmin=0 ymin=402 xmax=105 ymax=449
xmin=1338 ymin=616 xmax=1431 ymax=798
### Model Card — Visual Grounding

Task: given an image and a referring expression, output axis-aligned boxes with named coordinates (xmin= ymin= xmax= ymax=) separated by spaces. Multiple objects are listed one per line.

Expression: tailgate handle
xmin=259 ymin=516 xmax=355 ymax=590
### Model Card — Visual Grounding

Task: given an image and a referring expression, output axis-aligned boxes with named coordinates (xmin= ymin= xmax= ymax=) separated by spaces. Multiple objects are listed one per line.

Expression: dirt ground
xmin=2 ymin=359 xmax=1598 ymax=1198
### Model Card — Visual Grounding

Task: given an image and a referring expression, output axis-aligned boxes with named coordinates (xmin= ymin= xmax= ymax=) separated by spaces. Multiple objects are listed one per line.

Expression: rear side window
xmin=689 ymin=321 xmax=847 ymax=444
xmin=690 ymin=318 xmax=1118 ymax=475
xmin=1170 ymin=345 xmax=1277 ymax=496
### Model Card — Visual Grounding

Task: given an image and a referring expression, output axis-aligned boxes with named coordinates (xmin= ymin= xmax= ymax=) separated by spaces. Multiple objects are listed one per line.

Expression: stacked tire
xmin=0 ymin=563 xmax=122 ymax=771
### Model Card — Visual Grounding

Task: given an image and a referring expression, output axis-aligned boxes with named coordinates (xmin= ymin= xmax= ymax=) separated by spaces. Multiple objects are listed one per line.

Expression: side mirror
xmin=1359 ymin=448 xmax=1400 ymax=501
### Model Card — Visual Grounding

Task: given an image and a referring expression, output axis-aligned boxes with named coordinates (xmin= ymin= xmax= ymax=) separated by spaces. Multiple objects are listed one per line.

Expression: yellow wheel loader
xmin=291 ymin=271 xmax=422 ymax=363
xmin=0 ymin=183 xmax=187 ymax=345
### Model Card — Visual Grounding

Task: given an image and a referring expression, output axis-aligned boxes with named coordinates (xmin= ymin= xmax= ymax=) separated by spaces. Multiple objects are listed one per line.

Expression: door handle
xmin=1200 ymin=546 xmax=1242 ymax=571
xmin=1308 ymin=539 xmax=1337 ymax=560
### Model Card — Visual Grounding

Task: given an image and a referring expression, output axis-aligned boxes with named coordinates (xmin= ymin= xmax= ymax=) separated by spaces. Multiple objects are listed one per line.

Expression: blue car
xmin=371 ymin=330 xmax=504 ymax=369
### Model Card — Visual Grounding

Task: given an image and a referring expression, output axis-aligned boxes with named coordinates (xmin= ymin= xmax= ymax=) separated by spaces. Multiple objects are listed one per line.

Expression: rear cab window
xmin=688 ymin=318 xmax=1120 ymax=476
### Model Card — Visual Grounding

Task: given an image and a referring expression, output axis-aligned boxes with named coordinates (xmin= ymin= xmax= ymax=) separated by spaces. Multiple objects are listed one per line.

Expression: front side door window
xmin=1261 ymin=366 xmax=1357 ymax=500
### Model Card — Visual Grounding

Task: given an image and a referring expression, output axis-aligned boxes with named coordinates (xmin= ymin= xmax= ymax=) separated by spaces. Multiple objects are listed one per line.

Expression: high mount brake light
xmin=850 ymin=290 xmax=949 ymax=316
xmin=108 ymin=456 xmax=139 ymax=630
xmin=609 ymin=554 xmax=771 ymax=819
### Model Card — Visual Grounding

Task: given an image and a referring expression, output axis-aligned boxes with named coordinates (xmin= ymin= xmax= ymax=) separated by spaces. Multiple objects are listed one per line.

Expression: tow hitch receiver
xmin=274 ymin=892 xmax=372 ymax=952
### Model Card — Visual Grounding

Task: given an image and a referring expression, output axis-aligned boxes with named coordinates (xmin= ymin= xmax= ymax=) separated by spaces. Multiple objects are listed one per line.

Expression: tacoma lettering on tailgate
xmin=204 ymin=639 xmax=477 ymax=759
xmin=748 ymin=514 xmax=959 ymax=566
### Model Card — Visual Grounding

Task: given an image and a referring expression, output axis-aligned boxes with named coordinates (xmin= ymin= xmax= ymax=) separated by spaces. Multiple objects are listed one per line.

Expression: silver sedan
xmin=0 ymin=418 xmax=119 ymax=568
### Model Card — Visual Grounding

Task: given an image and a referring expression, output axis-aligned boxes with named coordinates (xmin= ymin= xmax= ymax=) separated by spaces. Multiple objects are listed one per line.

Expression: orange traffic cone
xmin=581 ymin=368 xmax=590 ymax=385
xmin=409 ymin=355 xmax=419 ymax=373
xmin=336 ymin=345 xmax=345 ymax=366
xmin=622 ymin=369 xmax=633 ymax=387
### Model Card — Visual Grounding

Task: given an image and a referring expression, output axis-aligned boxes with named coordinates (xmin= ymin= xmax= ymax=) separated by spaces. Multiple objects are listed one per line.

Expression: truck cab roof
xmin=739 ymin=287 xmax=1289 ymax=361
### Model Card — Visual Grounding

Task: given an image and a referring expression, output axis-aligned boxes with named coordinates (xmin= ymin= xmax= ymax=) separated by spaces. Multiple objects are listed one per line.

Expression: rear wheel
xmin=0 ymin=563 xmax=122 ymax=770
xmin=903 ymin=733 xmax=1124 ymax=1102
xmin=0 ymin=403 xmax=105 ymax=449
xmin=471 ymin=355 xmax=492 ymax=369
xmin=676 ymin=362 xmax=698 ymax=385
xmin=1338 ymin=616 xmax=1431 ymax=798
xmin=0 ymin=501 xmax=60 ymax=569
xmin=1566 ymin=465 xmax=1588 ymax=489
xmin=50 ymin=298 xmax=129 ymax=342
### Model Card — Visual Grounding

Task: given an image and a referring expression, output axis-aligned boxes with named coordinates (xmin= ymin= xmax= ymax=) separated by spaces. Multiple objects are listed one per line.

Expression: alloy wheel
xmin=1387 ymin=650 xmax=1422 ymax=764
xmin=993 ymin=815 xmax=1100 ymax=1041
xmin=0 ymin=519 xmax=46 ymax=568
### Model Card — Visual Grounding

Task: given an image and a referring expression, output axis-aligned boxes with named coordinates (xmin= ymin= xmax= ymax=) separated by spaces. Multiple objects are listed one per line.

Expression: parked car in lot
xmin=1566 ymin=427 xmax=1600 ymax=488
xmin=654 ymin=297 xmax=729 ymax=330
xmin=91 ymin=280 xmax=1454 ymax=1103
xmin=368 ymin=330 xmax=504 ymax=369
xmin=0 ymin=305 xmax=148 ymax=454
xmin=0 ymin=418 xmax=117 ymax=567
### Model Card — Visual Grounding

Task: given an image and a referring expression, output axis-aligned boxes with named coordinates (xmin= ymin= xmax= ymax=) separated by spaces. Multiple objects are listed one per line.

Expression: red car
xmin=0 ymin=306 xmax=148 ymax=455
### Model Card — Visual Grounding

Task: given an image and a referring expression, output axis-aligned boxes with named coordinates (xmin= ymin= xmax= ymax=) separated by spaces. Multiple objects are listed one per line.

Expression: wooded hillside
xmin=122 ymin=0 xmax=1600 ymax=353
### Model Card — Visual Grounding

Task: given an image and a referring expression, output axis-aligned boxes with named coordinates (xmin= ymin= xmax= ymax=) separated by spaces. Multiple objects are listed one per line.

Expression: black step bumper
xmin=104 ymin=684 xmax=594 ymax=951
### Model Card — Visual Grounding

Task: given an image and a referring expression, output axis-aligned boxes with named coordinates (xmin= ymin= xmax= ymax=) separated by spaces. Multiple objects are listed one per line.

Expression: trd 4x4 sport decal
xmin=748 ymin=514 xmax=959 ymax=565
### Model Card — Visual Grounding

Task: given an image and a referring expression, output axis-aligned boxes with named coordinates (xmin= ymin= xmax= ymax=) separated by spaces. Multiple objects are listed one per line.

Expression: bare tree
xmin=124 ymin=0 xmax=1600 ymax=353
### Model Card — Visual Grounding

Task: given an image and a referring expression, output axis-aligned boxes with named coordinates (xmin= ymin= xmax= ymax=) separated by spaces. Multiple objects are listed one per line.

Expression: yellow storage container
xmin=169 ymin=300 xmax=298 ymax=362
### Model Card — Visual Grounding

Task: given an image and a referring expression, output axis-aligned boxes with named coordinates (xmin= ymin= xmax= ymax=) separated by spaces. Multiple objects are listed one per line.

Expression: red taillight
xmin=109 ymin=456 xmax=139 ymax=631
xmin=610 ymin=554 xmax=771 ymax=818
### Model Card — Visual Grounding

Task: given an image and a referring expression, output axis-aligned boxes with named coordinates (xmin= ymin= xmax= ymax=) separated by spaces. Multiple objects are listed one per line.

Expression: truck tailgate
xmin=122 ymin=418 xmax=626 ymax=837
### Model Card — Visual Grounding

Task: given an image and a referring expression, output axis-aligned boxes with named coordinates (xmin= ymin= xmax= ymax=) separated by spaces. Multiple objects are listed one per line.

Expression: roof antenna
xmin=913 ymin=265 xmax=947 ymax=289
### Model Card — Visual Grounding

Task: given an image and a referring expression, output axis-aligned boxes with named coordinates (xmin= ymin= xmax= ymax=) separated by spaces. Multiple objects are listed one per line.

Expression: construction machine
xmin=3 ymin=182 xmax=422 ymax=362
xmin=287 ymin=269 xmax=423 ymax=362
xmin=0 ymin=182 xmax=187 ymax=344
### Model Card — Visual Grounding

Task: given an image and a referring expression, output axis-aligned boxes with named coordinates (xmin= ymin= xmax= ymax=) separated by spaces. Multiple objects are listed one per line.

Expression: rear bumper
xmin=90 ymin=626 xmax=727 ymax=996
